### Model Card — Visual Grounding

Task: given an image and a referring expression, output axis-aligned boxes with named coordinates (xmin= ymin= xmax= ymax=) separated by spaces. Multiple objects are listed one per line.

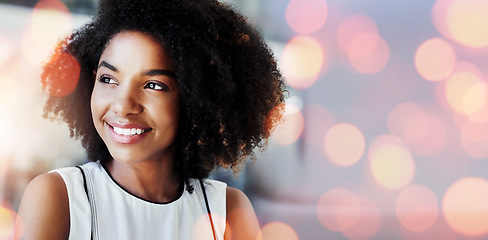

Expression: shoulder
xmin=15 ymin=172 xmax=70 ymax=240
xmin=225 ymin=187 xmax=260 ymax=240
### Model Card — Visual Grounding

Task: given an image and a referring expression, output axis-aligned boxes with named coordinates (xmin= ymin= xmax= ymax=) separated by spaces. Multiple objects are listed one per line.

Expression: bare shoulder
xmin=225 ymin=187 xmax=260 ymax=240
xmin=15 ymin=172 xmax=70 ymax=240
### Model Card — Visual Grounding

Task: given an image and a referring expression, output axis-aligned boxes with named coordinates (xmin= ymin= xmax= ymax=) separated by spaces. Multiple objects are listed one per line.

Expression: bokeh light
xmin=408 ymin=114 xmax=446 ymax=157
xmin=302 ymin=104 xmax=334 ymax=145
xmin=446 ymin=0 xmax=488 ymax=48
xmin=443 ymin=177 xmax=488 ymax=236
xmin=285 ymin=0 xmax=328 ymax=34
xmin=415 ymin=38 xmax=456 ymax=81
xmin=0 ymin=206 xmax=16 ymax=239
xmin=271 ymin=103 xmax=304 ymax=146
xmin=368 ymin=136 xmax=415 ymax=190
xmin=316 ymin=188 xmax=360 ymax=233
xmin=445 ymin=68 xmax=486 ymax=115
xmin=387 ymin=102 xmax=447 ymax=156
xmin=21 ymin=0 xmax=73 ymax=65
xmin=281 ymin=36 xmax=326 ymax=89
xmin=191 ymin=213 xmax=226 ymax=240
xmin=387 ymin=102 xmax=429 ymax=144
xmin=341 ymin=196 xmax=381 ymax=240
xmin=433 ymin=0 xmax=488 ymax=48
xmin=337 ymin=14 xmax=379 ymax=53
xmin=346 ymin=33 xmax=390 ymax=75
xmin=460 ymin=119 xmax=488 ymax=159
xmin=324 ymin=123 xmax=365 ymax=167
xmin=0 ymin=74 xmax=19 ymax=113
xmin=256 ymin=222 xmax=299 ymax=240
xmin=395 ymin=185 xmax=439 ymax=233
xmin=432 ymin=0 xmax=453 ymax=40
xmin=317 ymin=189 xmax=381 ymax=239
xmin=465 ymin=89 xmax=488 ymax=122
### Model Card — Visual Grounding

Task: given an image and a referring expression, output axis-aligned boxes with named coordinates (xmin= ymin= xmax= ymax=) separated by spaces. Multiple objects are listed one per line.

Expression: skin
xmin=15 ymin=31 xmax=259 ymax=239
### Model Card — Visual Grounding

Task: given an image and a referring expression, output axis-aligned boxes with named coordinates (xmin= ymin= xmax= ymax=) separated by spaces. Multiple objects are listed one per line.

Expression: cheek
xmin=90 ymin=86 xmax=105 ymax=127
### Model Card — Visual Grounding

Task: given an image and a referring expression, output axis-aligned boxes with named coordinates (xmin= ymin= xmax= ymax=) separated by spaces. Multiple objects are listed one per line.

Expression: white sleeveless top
xmin=52 ymin=162 xmax=227 ymax=240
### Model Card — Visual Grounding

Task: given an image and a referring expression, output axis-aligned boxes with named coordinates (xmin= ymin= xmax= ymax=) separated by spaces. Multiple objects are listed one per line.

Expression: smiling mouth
xmin=109 ymin=125 xmax=152 ymax=136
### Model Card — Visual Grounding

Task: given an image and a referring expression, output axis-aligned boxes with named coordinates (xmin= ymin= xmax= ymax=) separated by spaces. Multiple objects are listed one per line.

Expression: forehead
xmin=99 ymin=31 xmax=173 ymax=70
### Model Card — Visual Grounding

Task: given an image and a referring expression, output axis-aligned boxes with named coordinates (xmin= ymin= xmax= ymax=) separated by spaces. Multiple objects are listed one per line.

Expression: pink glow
xmin=285 ymin=0 xmax=328 ymax=34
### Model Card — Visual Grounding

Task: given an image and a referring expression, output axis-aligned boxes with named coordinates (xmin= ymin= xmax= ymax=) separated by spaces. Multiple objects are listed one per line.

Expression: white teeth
xmin=112 ymin=126 xmax=148 ymax=136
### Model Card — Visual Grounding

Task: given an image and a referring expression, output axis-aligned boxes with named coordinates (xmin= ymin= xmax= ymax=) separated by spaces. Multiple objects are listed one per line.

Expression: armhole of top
xmin=200 ymin=179 xmax=217 ymax=240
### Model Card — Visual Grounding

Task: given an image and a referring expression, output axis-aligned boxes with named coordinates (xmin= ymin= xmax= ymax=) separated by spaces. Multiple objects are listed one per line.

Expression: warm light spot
xmin=460 ymin=120 xmax=488 ymax=159
xmin=22 ymin=0 xmax=72 ymax=65
xmin=271 ymin=104 xmax=304 ymax=146
xmin=399 ymin=221 xmax=458 ymax=240
xmin=415 ymin=38 xmax=456 ymax=81
xmin=396 ymin=185 xmax=439 ymax=232
xmin=443 ymin=177 xmax=488 ymax=236
xmin=256 ymin=222 xmax=299 ymax=240
xmin=341 ymin=196 xmax=381 ymax=240
xmin=347 ymin=33 xmax=390 ymax=75
xmin=337 ymin=15 xmax=379 ymax=52
xmin=446 ymin=0 xmax=488 ymax=48
xmin=316 ymin=188 xmax=360 ymax=232
xmin=192 ymin=213 xmax=226 ymax=240
xmin=369 ymin=142 xmax=415 ymax=189
xmin=408 ymin=115 xmax=446 ymax=157
xmin=285 ymin=0 xmax=328 ymax=34
xmin=464 ymin=82 xmax=488 ymax=114
xmin=368 ymin=134 xmax=405 ymax=161
xmin=0 ymin=206 xmax=16 ymax=239
xmin=466 ymin=96 xmax=488 ymax=122
xmin=445 ymin=70 xmax=486 ymax=114
xmin=432 ymin=0 xmax=455 ymax=40
xmin=324 ymin=123 xmax=365 ymax=167
xmin=0 ymin=74 xmax=19 ymax=113
xmin=302 ymin=104 xmax=334 ymax=145
xmin=281 ymin=36 xmax=326 ymax=89
xmin=387 ymin=102 xmax=429 ymax=144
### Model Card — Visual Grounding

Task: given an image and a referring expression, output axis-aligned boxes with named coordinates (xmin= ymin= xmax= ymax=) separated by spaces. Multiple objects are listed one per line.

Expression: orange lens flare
xmin=41 ymin=39 xmax=81 ymax=97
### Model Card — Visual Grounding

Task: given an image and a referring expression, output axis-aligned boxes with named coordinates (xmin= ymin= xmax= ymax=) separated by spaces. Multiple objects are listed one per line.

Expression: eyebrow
xmin=143 ymin=69 xmax=176 ymax=79
xmin=97 ymin=61 xmax=175 ymax=79
xmin=98 ymin=61 xmax=118 ymax=72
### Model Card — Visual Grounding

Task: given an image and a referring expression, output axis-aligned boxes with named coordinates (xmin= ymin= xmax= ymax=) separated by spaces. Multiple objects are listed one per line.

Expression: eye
xmin=145 ymin=81 xmax=169 ymax=91
xmin=98 ymin=76 xmax=117 ymax=85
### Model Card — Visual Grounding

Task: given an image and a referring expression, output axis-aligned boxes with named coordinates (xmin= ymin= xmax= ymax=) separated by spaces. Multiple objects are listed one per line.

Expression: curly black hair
xmin=41 ymin=0 xmax=285 ymax=191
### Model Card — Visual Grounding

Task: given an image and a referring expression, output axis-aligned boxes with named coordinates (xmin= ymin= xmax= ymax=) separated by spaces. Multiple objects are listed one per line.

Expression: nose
xmin=111 ymin=85 xmax=143 ymax=116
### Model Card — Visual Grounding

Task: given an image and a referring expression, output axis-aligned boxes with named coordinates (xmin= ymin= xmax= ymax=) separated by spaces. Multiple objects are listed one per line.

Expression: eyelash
xmin=97 ymin=75 xmax=169 ymax=91
xmin=97 ymin=75 xmax=117 ymax=85
xmin=144 ymin=82 xmax=169 ymax=91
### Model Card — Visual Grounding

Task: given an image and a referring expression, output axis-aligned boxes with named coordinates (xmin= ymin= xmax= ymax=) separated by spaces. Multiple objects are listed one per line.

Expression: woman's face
xmin=91 ymin=31 xmax=179 ymax=164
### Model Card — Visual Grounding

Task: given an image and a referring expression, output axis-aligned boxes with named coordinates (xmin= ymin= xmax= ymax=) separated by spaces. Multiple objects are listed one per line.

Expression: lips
xmin=107 ymin=122 xmax=152 ymax=144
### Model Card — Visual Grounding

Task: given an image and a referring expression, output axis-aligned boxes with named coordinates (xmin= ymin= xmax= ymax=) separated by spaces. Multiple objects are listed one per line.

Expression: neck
xmin=104 ymin=157 xmax=181 ymax=203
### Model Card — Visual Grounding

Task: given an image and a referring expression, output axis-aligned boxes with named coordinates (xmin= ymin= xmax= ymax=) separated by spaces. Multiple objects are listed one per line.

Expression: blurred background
xmin=1 ymin=0 xmax=488 ymax=239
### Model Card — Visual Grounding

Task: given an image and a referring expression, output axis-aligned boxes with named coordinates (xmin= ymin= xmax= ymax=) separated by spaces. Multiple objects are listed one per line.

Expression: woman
xmin=15 ymin=0 xmax=285 ymax=239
